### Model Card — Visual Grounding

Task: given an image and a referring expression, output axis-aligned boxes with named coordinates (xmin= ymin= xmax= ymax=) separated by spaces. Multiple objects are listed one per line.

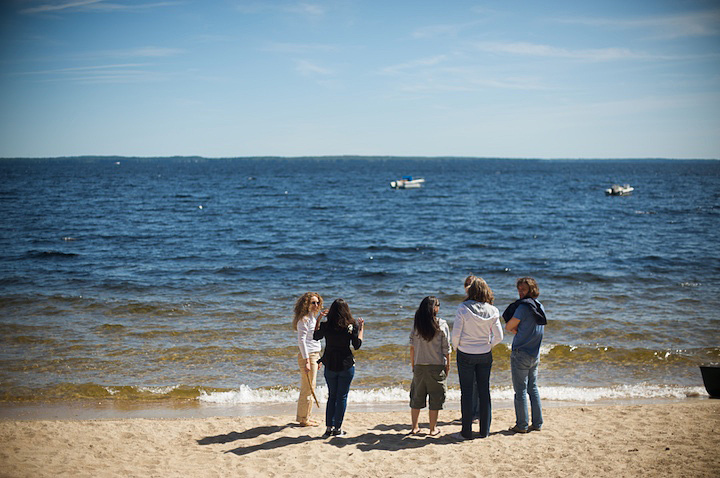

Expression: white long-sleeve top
xmin=297 ymin=314 xmax=322 ymax=359
xmin=452 ymin=300 xmax=504 ymax=354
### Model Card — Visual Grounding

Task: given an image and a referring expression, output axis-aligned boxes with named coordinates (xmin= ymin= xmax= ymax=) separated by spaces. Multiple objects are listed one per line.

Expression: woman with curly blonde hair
xmin=293 ymin=292 xmax=326 ymax=427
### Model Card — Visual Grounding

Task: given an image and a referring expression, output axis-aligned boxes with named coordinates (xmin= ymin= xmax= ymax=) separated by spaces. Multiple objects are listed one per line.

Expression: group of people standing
xmin=292 ymin=275 xmax=546 ymax=439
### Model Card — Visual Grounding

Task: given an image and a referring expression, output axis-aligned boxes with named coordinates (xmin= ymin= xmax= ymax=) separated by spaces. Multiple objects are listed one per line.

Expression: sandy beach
xmin=1 ymin=400 xmax=718 ymax=477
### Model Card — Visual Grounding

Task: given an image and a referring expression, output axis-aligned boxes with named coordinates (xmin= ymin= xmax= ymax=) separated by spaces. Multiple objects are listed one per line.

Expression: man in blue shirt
xmin=504 ymin=277 xmax=546 ymax=433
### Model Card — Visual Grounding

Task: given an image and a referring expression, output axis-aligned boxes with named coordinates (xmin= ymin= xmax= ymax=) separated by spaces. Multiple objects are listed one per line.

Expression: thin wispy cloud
xmin=20 ymin=0 xmax=180 ymax=15
xmin=553 ymin=9 xmax=720 ymax=39
xmin=15 ymin=63 xmax=147 ymax=75
xmin=104 ymin=47 xmax=185 ymax=58
xmin=287 ymin=2 xmax=324 ymax=16
xmin=235 ymin=1 xmax=326 ymax=17
xmin=192 ymin=34 xmax=238 ymax=44
xmin=412 ymin=21 xmax=484 ymax=39
xmin=295 ymin=59 xmax=333 ymax=76
xmin=20 ymin=0 xmax=102 ymax=14
xmin=381 ymin=53 xmax=549 ymax=92
xmin=0 ymin=45 xmax=185 ymax=85
xmin=396 ymin=69 xmax=547 ymax=93
xmin=381 ymin=55 xmax=450 ymax=75
xmin=263 ymin=42 xmax=338 ymax=53
xmin=14 ymin=63 xmax=153 ymax=82
xmin=473 ymin=41 xmax=657 ymax=61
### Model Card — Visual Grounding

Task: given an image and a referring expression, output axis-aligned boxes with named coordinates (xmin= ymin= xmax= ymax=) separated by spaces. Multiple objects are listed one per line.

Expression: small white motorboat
xmin=390 ymin=176 xmax=425 ymax=189
xmin=605 ymin=184 xmax=634 ymax=196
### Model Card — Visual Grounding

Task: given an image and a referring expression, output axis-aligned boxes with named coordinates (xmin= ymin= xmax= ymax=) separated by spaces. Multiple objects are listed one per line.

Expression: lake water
xmin=0 ymin=157 xmax=718 ymax=409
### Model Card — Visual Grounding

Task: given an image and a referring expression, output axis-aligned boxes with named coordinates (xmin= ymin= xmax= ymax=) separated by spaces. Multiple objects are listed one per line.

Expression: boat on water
xmin=390 ymin=176 xmax=425 ymax=189
xmin=605 ymin=184 xmax=634 ymax=196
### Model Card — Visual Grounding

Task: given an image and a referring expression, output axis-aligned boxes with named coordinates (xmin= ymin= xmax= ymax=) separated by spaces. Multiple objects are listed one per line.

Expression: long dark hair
xmin=326 ymin=298 xmax=356 ymax=331
xmin=413 ymin=296 xmax=440 ymax=342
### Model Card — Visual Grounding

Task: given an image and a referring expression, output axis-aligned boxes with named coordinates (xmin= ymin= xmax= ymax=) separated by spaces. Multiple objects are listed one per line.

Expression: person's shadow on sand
xmin=197 ymin=423 xmax=325 ymax=456
xmin=224 ymin=434 xmax=322 ymax=456
xmin=198 ymin=420 xmax=506 ymax=456
xmin=330 ymin=420 xmax=497 ymax=451
xmin=197 ymin=424 xmax=293 ymax=445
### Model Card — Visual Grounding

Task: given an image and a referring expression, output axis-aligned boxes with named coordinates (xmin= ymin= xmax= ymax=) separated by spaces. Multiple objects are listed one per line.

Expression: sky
xmin=1 ymin=0 xmax=719 ymax=159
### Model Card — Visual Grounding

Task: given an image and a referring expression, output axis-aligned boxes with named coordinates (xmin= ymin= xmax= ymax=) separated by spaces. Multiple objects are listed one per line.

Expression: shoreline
xmin=1 ymin=400 xmax=718 ymax=477
xmin=0 ymin=395 xmax=712 ymax=421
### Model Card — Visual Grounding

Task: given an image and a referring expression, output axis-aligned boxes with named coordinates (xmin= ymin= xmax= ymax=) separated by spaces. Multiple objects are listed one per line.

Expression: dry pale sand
xmin=1 ymin=401 xmax=718 ymax=478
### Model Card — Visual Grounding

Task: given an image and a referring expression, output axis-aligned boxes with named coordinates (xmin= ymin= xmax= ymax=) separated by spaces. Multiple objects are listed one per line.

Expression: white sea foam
xmin=538 ymin=344 xmax=555 ymax=356
xmin=138 ymin=385 xmax=179 ymax=395
xmin=198 ymin=385 xmax=292 ymax=404
xmin=522 ymin=384 xmax=705 ymax=401
xmin=197 ymin=383 xmax=706 ymax=405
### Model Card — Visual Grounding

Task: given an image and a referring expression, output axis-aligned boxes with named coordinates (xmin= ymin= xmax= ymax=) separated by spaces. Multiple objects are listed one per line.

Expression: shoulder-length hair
xmin=326 ymin=298 xmax=356 ymax=330
xmin=413 ymin=296 xmax=440 ymax=342
xmin=517 ymin=277 xmax=540 ymax=299
xmin=465 ymin=276 xmax=494 ymax=304
xmin=292 ymin=292 xmax=323 ymax=330
xmin=464 ymin=274 xmax=477 ymax=290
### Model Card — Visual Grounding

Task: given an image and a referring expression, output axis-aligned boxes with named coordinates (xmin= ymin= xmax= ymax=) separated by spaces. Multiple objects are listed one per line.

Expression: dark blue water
xmin=0 ymin=157 xmax=718 ymax=404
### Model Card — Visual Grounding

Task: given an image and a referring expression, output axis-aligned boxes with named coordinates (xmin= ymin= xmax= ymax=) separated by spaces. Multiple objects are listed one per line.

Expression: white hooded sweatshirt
xmin=452 ymin=300 xmax=504 ymax=355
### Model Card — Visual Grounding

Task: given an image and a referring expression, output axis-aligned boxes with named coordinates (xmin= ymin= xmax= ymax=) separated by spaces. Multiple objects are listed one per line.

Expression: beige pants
xmin=296 ymin=352 xmax=320 ymax=423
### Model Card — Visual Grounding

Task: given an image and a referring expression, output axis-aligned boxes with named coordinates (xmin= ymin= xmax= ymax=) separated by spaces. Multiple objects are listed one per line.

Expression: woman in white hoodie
xmin=452 ymin=276 xmax=504 ymax=439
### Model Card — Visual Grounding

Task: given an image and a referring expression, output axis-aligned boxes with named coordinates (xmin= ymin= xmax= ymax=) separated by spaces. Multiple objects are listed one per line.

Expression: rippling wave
xmin=0 ymin=382 xmax=706 ymax=404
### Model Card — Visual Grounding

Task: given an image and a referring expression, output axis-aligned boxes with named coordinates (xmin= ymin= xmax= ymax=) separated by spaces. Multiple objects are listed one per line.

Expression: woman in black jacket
xmin=313 ymin=298 xmax=364 ymax=437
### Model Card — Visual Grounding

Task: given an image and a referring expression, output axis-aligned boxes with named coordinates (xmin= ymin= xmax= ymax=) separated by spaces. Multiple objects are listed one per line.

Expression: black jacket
xmin=313 ymin=322 xmax=362 ymax=371
xmin=502 ymin=298 xmax=547 ymax=325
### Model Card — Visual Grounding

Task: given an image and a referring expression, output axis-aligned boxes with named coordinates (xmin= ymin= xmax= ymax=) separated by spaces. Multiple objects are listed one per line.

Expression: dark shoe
xmin=508 ymin=425 xmax=529 ymax=434
xmin=331 ymin=428 xmax=347 ymax=437
xmin=528 ymin=425 xmax=542 ymax=432
xmin=322 ymin=427 xmax=333 ymax=438
xmin=454 ymin=432 xmax=473 ymax=440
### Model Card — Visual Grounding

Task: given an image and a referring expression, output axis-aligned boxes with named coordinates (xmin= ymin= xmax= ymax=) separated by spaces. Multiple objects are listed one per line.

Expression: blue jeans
xmin=511 ymin=350 xmax=543 ymax=430
xmin=456 ymin=350 xmax=493 ymax=438
xmin=324 ymin=366 xmax=355 ymax=429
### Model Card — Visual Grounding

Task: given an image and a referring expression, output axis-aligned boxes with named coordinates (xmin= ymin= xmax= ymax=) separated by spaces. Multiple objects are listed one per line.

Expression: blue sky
xmin=1 ymin=0 xmax=719 ymax=158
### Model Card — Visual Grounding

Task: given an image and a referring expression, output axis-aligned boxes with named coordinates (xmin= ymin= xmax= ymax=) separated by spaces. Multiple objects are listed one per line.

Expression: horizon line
xmin=1 ymin=155 xmax=718 ymax=161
